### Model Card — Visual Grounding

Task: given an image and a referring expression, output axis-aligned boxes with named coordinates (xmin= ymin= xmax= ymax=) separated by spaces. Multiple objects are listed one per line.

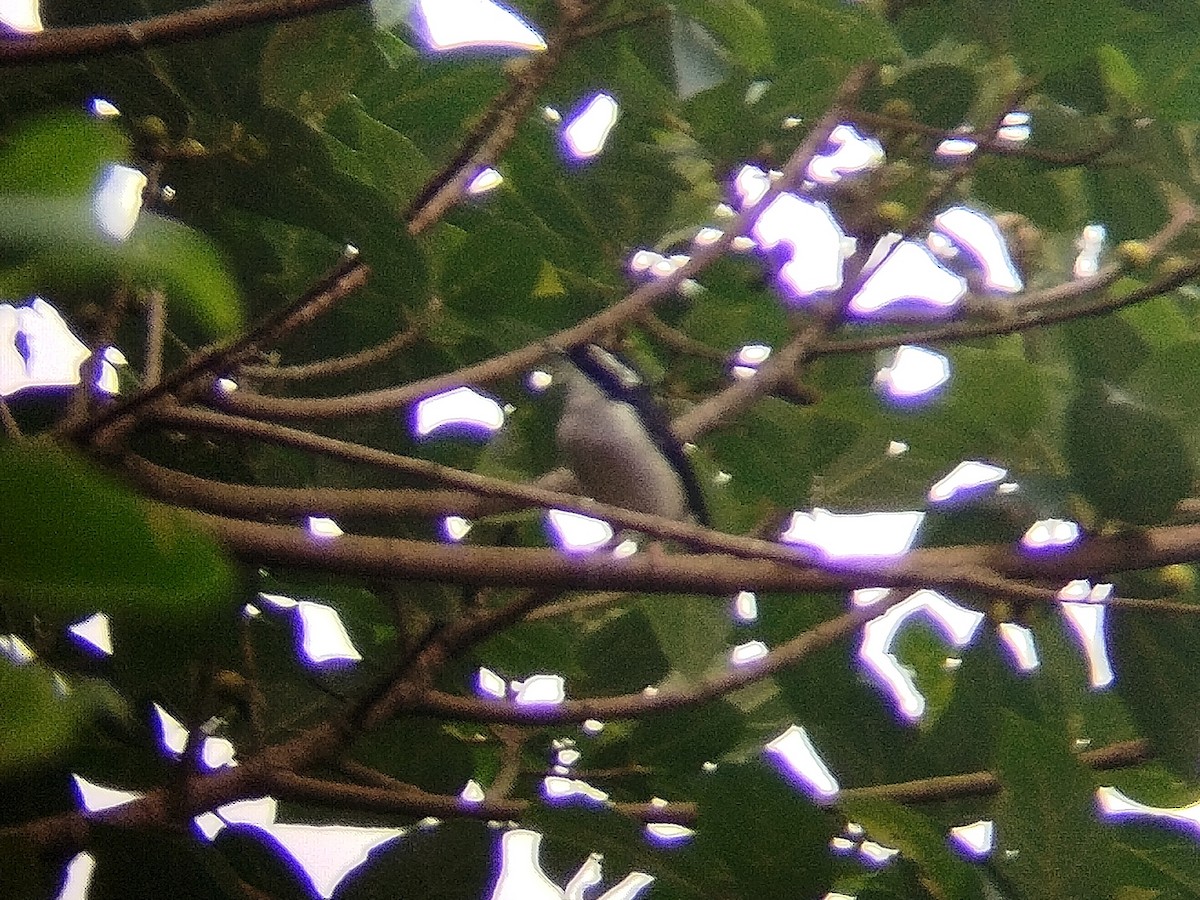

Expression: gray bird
xmin=551 ymin=344 xmax=709 ymax=525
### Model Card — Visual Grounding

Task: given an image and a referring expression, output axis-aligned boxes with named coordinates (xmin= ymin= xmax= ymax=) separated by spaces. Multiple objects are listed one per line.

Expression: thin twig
xmin=0 ymin=0 xmax=364 ymax=64
xmin=816 ymin=255 xmax=1200 ymax=357
xmin=143 ymin=289 xmax=166 ymax=388
xmin=850 ymin=109 xmax=1124 ymax=166
xmin=238 ymin=317 xmax=423 ymax=381
xmin=841 ymin=738 xmax=1150 ymax=804
xmin=405 ymin=3 xmax=594 ymax=236
xmin=61 ymin=253 xmax=369 ymax=445
xmin=261 ymin=769 xmax=696 ymax=824
xmin=391 ymin=598 xmax=899 ymax=725
xmin=484 ymin=727 xmax=527 ymax=802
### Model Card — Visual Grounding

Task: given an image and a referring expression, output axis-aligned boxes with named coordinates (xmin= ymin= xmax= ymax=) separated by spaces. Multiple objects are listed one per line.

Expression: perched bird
xmin=552 ymin=343 xmax=709 ymax=525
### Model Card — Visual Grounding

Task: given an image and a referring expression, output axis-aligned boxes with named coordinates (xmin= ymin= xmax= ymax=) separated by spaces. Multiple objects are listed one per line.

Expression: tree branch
xmin=850 ymin=109 xmax=1124 ymax=166
xmin=215 ymin=62 xmax=879 ymax=422
xmin=0 ymin=0 xmax=365 ymax=64
xmin=62 ymin=253 xmax=369 ymax=445
xmin=387 ymin=598 xmax=896 ymax=725
xmin=122 ymin=454 xmax=472 ymax=520
xmin=404 ymin=3 xmax=592 ymax=236
xmin=262 ymin=770 xmax=696 ymax=824
xmin=816 ymin=255 xmax=1200 ymax=357
xmin=841 ymin=738 xmax=1150 ymax=804
xmin=198 ymin=510 xmax=1200 ymax=602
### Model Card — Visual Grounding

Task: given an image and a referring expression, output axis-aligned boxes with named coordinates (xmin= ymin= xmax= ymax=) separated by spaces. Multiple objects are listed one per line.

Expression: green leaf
xmin=1111 ymin=607 xmax=1200 ymax=777
xmin=1084 ymin=166 xmax=1168 ymax=243
xmin=763 ymin=594 xmax=925 ymax=786
xmin=1057 ymin=313 xmax=1149 ymax=384
xmin=672 ymin=1 xmax=774 ymax=74
xmin=89 ymin=823 xmax=247 ymax=900
xmin=1009 ymin=0 xmax=1122 ymax=72
xmin=637 ymin=594 xmax=732 ymax=681
xmin=120 ymin=212 xmax=244 ymax=336
xmin=0 ymin=110 xmax=129 ymax=196
xmin=693 ymin=762 xmax=834 ymax=898
xmin=530 ymin=806 xmax=710 ymax=899
xmin=919 ymin=630 xmax=1067 ymax=777
xmin=323 ymin=100 xmax=433 ymax=209
xmin=1096 ymin=44 xmax=1143 ymax=109
xmin=759 ymin=0 xmax=900 ymax=70
xmin=893 ymin=64 xmax=978 ymax=130
xmin=627 ymin=701 xmax=746 ymax=774
xmin=0 ymin=200 xmax=243 ymax=337
xmin=973 ymin=156 xmax=1075 ymax=231
xmin=439 ymin=219 xmax=542 ymax=329
xmin=350 ymin=719 xmax=475 ymax=796
xmin=260 ymin=11 xmax=375 ymax=127
xmin=840 ymin=796 xmax=984 ymax=900
xmin=579 ymin=607 xmax=671 ymax=695
xmin=0 ymin=659 xmax=85 ymax=778
xmin=0 ymin=442 xmax=236 ymax=644
xmin=994 ymin=711 xmax=1114 ymax=898
xmin=1064 ymin=379 xmax=1193 ymax=524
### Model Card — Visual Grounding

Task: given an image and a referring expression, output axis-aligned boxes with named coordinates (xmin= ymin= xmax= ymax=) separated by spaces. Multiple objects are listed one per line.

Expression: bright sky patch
xmin=411 ymin=0 xmax=545 ymax=53
xmin=858 ymin=589 xmax=986 ymax=721
xmin=562 ymin=93 xmax=619 ymax=160
xmin=780 ymin=508 xmax=924 ymax=561
xmin=413 ymin=386 xmax=506 ymax=437
xmin=764 ymin=725 xmax=839 ymax=802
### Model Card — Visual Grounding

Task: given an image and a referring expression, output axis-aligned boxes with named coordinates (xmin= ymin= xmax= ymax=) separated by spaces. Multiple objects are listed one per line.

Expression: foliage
xmin=5 ymin=0 xmax=1200 ymax=898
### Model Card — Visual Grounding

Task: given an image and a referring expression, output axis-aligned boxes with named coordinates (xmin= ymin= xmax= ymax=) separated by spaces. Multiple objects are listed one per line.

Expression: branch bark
xmin=0 ymin=0 xmax=365 ymax=64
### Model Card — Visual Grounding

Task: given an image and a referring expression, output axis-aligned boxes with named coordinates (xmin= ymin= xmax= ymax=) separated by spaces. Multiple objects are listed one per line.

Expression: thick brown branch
xmin=200 ymin=512 xmax=1200 ymax=599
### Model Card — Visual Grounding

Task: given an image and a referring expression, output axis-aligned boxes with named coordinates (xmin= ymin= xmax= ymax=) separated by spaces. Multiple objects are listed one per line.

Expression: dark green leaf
xmin=1111 ymin=607 xmax=1200 ymax=777
xmin=90 ymin=823 xmax=247 ymax=900
xmin=840 ymin=796 xmax=984 ymax=900
xmin=672 ymin=1 xmax=774 ymax=74
xmin=973 ymin=156 xmax=1075 ymax=231
xmin=693 ymin=762 xmax=834 ymax=898
xmin=1057 ymin=313 xmax=1149 ymax=384
xmin=1064 ymin=379 xmax=1193 ymax=523
xmin=627 ymin=701 xmax=746 ymax=774
xmin=579 ymin=607 xmax=670 ymax=694
xmin=994 ymin=712 xmax=1114 ymax=898
xmin=0 ymin=110 xmax=129 ymax=196
xmin=893 ymin=64 xmax=977 ymax=130
xmin=1009 ymin=0 xmax=1122 ymax=72
xmin=1084 ymin=166 xmax=1168 ymax=243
